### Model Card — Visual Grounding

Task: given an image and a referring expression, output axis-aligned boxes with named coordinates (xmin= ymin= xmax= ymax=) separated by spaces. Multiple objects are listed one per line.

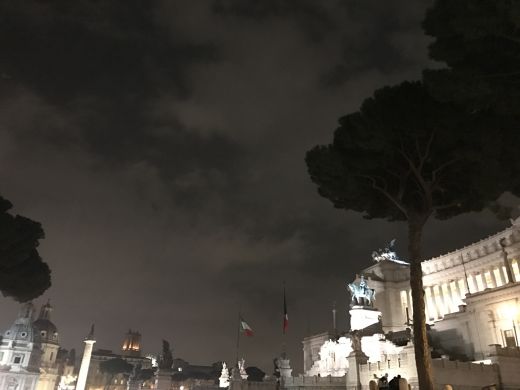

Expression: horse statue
xmin=347 ymin=276 xmax=376 ymax=306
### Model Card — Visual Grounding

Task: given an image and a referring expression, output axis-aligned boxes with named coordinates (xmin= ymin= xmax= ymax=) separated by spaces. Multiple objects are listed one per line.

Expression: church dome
xmin=33 ymin=319 xmax=58 ymax=343
xmin=33 ymin=301 xmax=59 ymax=344
xmin=3 ymin=302 xmax=36 ymax=343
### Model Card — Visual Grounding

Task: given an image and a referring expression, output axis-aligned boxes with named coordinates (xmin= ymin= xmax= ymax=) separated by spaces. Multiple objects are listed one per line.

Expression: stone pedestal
xmin=278 ymin=357 xmax=292 ymax=379
xmin=346 ymin=350 xmax=368 ymax=390
xmin=219 ymin=364 xmax=230 ymax=388
xmin=127 ymin=378 xmax=140 ymax=390
xmin=349 ymin=306 xmax=381 ymax=331
xmin=155 ymin=369 xmax=172 ymax=390
xmin=229 ymin=368 xmax=243 ymax=390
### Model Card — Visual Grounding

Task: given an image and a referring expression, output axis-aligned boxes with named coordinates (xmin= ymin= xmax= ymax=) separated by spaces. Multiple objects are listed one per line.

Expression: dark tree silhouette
xmin=305 ymin=81 xmax=518 ymax=390
xmin=0 ymin=195 xmax=51 ymax=302
xmin=246 ymin=366 xmax=266 ymax=382
xmin=137 ymin=368 xmax=155 ymax=382
xmin=423 ymin=0 xmax=520 ymax=115
xmin=99 ymin=358 xmax=133 ymax=390
xmin=158 ymin=340 xmax=173 ymax=370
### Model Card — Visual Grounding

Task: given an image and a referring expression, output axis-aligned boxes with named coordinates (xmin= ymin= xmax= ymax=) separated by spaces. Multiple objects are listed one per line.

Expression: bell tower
xmin=121 ymin=329 xmax=141 ymax=357
xmin=33 ymin=300 xmax=60 ymax=366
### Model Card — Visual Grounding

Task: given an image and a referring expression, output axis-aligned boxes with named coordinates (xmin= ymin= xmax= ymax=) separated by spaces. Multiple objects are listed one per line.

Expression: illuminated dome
xmin=3 ymin=302 xmax=36 ymax=343
xmin=33 ymin=301 xmax=59 ymax=344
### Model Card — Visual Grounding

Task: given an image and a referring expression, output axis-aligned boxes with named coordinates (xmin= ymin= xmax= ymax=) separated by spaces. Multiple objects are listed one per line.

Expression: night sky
xmin=0 ymin=0 xmax=512 ymax=373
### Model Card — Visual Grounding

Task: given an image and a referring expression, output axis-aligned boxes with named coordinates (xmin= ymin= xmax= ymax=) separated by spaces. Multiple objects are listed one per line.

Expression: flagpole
xmin=282 ymin=281 xmax=286 ymax=358
xmin=236 ymin=308 xmax=241 ymax=367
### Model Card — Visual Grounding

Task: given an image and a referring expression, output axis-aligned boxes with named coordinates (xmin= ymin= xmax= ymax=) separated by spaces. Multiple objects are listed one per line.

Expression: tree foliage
xmin=100 ymin=358 xmax=133 ymax=390
xmin=307 ymin=81 xmax=512 ymax=225
xmin=423 ymin=0 xmax=520 ymax=114
xmin=0 ymin=196 xmax=51 ymax=302
xmin=100 ymin=358 xmax=134 ymax=375
xmin=159 ymin=339 xmax=174 ymax=369
xmin=306 ymin=81 xmax=519 ymax=390
xmin=246 ymin=366 xmax=266 ymax=382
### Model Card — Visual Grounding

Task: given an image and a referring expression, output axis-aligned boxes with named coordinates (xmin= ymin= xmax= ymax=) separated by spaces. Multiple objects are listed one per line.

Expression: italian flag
xmin=240 ymin=317 xmax=254 ymax=337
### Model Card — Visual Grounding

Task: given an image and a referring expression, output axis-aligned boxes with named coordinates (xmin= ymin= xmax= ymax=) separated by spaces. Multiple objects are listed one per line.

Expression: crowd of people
xmin=377 ymin=373 xmax=403 ymax=389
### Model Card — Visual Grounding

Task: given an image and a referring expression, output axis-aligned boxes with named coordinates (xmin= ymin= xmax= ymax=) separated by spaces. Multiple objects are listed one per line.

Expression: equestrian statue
xmin=347 ymin=275 xmax=375 ymax=307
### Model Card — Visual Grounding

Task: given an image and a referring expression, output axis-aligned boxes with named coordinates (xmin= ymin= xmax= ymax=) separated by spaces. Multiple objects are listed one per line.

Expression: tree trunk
xmin=408 ymin=219 xmax=434 ymax=390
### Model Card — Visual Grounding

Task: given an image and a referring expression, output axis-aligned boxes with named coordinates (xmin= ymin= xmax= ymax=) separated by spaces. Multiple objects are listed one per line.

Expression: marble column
xmin=500 ymin=265 xmax=510 ymax=284
xmin=425 ymin=286 xmax=437 ymax=320
xmin=493 ymin=267 xmax=504 ymax=287
xmin=456 ymin=278 xmax=467 ymax=301
xmin=442 ymin=283 xmax=453 ymax=314
xmin=433 ymin=285 xmax=446 ymax=317
xmin=489 ymin=267 xmax=498 ymax=288
xmin=469 ymin=273 xmax=479 ymax=292
xmin=76 ymin=329 xmax=96 ymax=390
xmin=448 ymin=281 xmax=460 ymax=309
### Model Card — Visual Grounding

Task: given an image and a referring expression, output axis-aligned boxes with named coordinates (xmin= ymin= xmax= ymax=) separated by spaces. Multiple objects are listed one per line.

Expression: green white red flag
xmin=240 ymin=317 xmax=254 ymax=336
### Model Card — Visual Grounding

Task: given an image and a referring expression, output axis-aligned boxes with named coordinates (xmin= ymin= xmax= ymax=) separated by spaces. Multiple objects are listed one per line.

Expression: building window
xmin=504 ymin=329 xmax=517 ymax=347
xmin=13 ymin=356 xmax=22 ymax=364
xmin=0 ymin=352 xmax=4 ymax=362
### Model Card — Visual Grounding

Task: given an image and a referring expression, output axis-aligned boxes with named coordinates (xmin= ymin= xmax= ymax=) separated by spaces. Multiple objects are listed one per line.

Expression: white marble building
xmin=0 ymin=301 xmax=74 ymax=390
xmin=0 ymin=303 xmax=41 ymax=390
xmin=299 ymin=219 xmax=520 ymax=389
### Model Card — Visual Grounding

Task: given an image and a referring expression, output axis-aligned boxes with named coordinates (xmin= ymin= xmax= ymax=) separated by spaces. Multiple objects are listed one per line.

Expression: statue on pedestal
xmin=238 ymin=358 xmax=248 ymax=380
xmin=372 ymin=239 xmax=399 ymax=262
xmin=347 ymin=275 xmax=375 ymax=307
xmin=350 ymin=330 xmax=362 ymax=353
xmin=219 ymin=362 xmax=230 ymax=388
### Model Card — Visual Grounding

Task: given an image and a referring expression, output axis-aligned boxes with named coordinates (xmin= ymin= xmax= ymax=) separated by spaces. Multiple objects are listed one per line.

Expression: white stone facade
xmin=0 ymin=302 xmax=75 ymax=390
xmin=298 ymin=221 xmax=520 ymax=389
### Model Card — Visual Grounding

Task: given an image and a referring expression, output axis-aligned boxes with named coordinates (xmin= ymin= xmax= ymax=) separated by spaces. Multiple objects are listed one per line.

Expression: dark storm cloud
xmin=0 ymin=0 xmax=510 ymax=373
xmin=0 ymin=0 xmax=244 ymax=210
xmin=212 ymin=0 xmax=334 ymax=41
xmin=0 ymin=0 xmax=217 ymax=100
xmin=212 ymin=0 xmax=432 ymax=86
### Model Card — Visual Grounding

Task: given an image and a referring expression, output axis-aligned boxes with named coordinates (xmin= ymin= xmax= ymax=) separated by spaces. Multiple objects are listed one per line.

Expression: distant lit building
xmin=296 ymin=218 xmax=520 ymax=389
xmin=85 ymin=330 xmax=153 ymax=390
xmin=0 ymin=301 xmax=75 ymax=390
xmin=121 ymin=330 xmax=141 ymax=357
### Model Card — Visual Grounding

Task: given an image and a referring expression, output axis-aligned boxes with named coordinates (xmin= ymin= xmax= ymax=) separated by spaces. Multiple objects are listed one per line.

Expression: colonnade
xmin=422 ymin=260 xmax=520 ymax=320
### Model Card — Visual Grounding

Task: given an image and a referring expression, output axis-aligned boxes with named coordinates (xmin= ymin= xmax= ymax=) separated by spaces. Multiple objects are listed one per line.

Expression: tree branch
xmin=358 ymin=174 xmax=408 ymax=218
xmin=414 ymin=132 xmax=434 ymax=171
xmin=431 ymin=158 xmax=461 ymax=184
xmin=398 ymin=149 xmax=433 ymax=208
